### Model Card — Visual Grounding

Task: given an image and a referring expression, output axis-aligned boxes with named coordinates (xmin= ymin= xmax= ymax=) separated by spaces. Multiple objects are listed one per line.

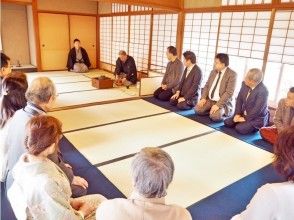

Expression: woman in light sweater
xmin=0 ymin=72 xmax=28 ymax=182
xmin=232 ymin=125 xmax=294 ymax=220
xmin=8 ymin=115 xmax=106 ymax=220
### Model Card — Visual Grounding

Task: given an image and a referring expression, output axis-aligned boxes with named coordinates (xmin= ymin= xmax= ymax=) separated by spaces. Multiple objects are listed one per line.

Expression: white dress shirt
xmin=231 ymin=182 xmax=294 ymax=220
xmin=185 ymin=64 xmax=195 ymax=78
xmin=209 ymin=67 xmax=227 ymax=101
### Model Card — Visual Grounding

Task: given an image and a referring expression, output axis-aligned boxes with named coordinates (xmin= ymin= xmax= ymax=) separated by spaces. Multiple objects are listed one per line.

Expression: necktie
xmin=246 ymin=88 xmax=252 ymax=102
xmin=211 ymin=72 xmax=222 ymax=99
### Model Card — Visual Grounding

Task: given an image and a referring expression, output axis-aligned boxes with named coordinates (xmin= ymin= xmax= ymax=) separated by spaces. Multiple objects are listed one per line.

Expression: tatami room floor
xmin=3 ymin=70 xmax=284 ymax=220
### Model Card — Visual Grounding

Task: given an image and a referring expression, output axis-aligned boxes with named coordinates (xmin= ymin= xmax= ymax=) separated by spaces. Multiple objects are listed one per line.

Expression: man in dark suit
xmin=115 ymin=50 xmax=137 ymax=88
xmin=170 ymin=51 xmax=202 ymax=110
xmin=224 ymin=68 xmax=269 ymax=134
xmin=195 ymin=53 xmax=237 ymax=121
xmin=66 ymin=39 xmax=91 ymax=73
xmin=153 ymin=46 xmax=184 ymax=101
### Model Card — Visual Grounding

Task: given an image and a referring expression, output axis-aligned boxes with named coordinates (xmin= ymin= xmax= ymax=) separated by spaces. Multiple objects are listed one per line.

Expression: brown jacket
xmin=96 ymin=192 xmax=192 ymax=220
xmin=201 ymin=67 xmax=237 ymax=115
xmin=274 ymin=98 xmax=294 ymax=132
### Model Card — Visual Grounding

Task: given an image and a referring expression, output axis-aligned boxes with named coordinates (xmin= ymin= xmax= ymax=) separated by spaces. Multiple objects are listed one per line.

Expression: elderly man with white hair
xmin=224 ymin=68 xmax=269 ymax=134
xmin=96 ymin=147 xmax=192 ymax=220
xmin=4 ymin=77 xmax=88 ymax=198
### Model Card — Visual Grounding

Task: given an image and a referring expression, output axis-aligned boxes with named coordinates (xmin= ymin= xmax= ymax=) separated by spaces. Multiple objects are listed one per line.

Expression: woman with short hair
xmin=8 ymin=115 xmax=106 ymax=220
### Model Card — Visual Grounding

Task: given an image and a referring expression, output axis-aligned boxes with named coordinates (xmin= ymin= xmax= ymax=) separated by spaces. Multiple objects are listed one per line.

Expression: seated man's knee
xmin=194 ymin=105 xmax=206 ymax=115
xmin=235 ymin=123 xmax=254 ymax=135
xmin=209 ymin=110 xmax=223 ymax=122
xmin=158 ymin=93 xmax=170 ymax=101
xmin=170 ymin=99 xmax=177 ymax=106
xmin=224 ymin=117 xmax=235 ymax=128
xmin=177 ymin=102 xmax=191 ymax=110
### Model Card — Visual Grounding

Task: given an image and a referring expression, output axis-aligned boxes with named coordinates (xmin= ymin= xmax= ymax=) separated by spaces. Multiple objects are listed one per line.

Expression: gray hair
xmin=246 ymin=68 xmax=263 ymax=84
xmin=131 ymin=147 xmax=174 ymax=198
xmin=25 ymin=77 xmax=56 ymax=104
xmin=118 ymin=50 xmax=127 ymax=56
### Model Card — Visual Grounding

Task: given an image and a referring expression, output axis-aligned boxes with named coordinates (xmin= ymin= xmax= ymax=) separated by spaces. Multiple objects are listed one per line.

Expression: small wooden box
xmin=92 ymin=76 xmax=114 ymax=89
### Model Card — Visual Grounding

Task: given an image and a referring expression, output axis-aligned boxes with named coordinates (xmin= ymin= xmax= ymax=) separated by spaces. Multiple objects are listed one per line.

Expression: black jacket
xmin=234 ymin=82 xmax=269 ymax=129
xmin=177 ymin=64 xmax=202 ymax=105
xmin=66 ymin=47 xmax=91 ymax=71
xmin=115 ymin=56 xmax=137 ymax=84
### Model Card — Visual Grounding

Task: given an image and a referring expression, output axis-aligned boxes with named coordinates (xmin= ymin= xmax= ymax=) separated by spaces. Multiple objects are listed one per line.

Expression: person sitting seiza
xmin=224 ymin=68 xmax=269 ymax=134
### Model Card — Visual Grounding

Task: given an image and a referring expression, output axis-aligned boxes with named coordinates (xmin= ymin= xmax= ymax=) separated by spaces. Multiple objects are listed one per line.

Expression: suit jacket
xmin=96 ymin=191 xmax=192 ymax=220
xmin=274 ymin=98 xmax=294 ymax=132
xmin=234 ymin=82 xmax=269 ymax=129
xmin=115 ymin=56 xmax=137 ymax=84
xmin=176 ymin=64 xmax=202 ymax=105
xmin=66 ymin=47 xmax=91 ymax=71
xmin=162 ymin=58 xmax=184 ymax=92
xmin=201 ymin=67 xmax=237 ymax=115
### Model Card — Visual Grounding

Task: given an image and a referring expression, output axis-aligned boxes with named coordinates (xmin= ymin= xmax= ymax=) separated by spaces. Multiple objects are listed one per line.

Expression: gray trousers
xmin=194 ymin=99 xmax=226 ymax=122
xmin=72 ymin=63 xmax=89 ymax=73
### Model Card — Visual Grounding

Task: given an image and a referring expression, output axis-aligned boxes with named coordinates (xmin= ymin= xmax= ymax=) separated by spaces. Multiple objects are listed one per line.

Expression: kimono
xmin=8 ymin=154 xmax=106 ymax=220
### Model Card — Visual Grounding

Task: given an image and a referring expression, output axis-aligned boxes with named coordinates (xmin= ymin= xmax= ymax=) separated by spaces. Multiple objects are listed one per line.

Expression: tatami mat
xmin=52 ymin=87 xmax=139 ymax=110
xmin=50 ymin=99 xmax=170 ymax=132
xmin=55 ymin=81 xmax=96 ymax=94
xmin=98 ymin=131 xmax=273 ymax=207
xmin=64 ymin=112 xmax=214 ymax=165
xmin=27 ymin=74 xmax=90 ymax=84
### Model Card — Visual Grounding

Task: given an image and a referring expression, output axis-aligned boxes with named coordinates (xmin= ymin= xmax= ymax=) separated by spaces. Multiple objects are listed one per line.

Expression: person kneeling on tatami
xmin=224 ymin=68 xmax=269 ymax=134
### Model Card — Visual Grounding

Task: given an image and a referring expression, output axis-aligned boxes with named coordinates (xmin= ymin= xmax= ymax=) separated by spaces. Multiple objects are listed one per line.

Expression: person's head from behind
xmin=214 ymin=53 xmax=229 ymax=72
xmin=285 ymin=87 xmax=294 ymax=108
xmin=166 ymin=46 xmax=177 ymax=61
xmin=25 ymin=77 xmax=57 ymax=112
xmin=0 ymin=72 xmax=28 ymax=128
xmin=1 ymin=53 xmax=12 ymax=77
xmin=25 ymin=115 xmax=62 ymax=157
xmin=183 ymin=51 xmax=196 ymax=67
xmin=118 ymin=50 xmax=128 ymax=63
xmin=73 ymin=39 xmax=81 ymax=50
xmin=131 ymin=147 xmax=174 ymax=198
xmin=244 ymin=68 xmax=263 ymax=88
xmin=273 ymin=125 xmax=294 ymax=181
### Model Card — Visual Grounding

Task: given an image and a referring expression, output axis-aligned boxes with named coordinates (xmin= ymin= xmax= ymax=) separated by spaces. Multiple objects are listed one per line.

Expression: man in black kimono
xmin=114 ymin=50 xmax=137 ymax=88
xmin=66 ymin=39 xmax=91 ymax=73
xmin=170 ymin=51 xmax=202 ymax=110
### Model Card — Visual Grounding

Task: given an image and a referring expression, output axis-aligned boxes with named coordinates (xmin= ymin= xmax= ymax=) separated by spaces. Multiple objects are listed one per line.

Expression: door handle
xmin=42 ymin=44 xmax=45 ymax=47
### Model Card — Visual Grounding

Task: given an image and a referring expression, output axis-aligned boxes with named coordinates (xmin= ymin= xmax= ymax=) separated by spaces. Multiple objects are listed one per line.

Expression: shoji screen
xmin=264 ymin=10 xmax=294 ymax=104
xmin=100 ymin=17 xmax=112 ymax=64
xmin=111 ymin=16 xmax=129 ymax=65
xmin=131 ymin=5 xmax=152 ymax=11
xmin=222 ymin=0 xmax=272 ymax=5
xmin=129 ymin=15 xmax=151 ymax=72
xmin=111 ymin=3 xmax=128 ymax=13
xmin=217 ymin=11 xmax=271 ymax=93
xmin=183 ymin=12 xmax=220 ymax=84
xmin=151 ymin=14 xmax=178 ymax=73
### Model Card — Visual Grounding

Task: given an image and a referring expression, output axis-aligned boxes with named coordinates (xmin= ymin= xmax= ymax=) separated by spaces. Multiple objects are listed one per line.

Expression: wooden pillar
xmin=32 ymin=0 xmax=41 ymax=71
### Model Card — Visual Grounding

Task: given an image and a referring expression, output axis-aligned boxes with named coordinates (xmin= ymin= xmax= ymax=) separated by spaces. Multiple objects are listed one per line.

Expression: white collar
xmin=220 ymin=67 xmax=228 ymax=74
xmin=187 ymin=64 xmax=195 ymax=71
